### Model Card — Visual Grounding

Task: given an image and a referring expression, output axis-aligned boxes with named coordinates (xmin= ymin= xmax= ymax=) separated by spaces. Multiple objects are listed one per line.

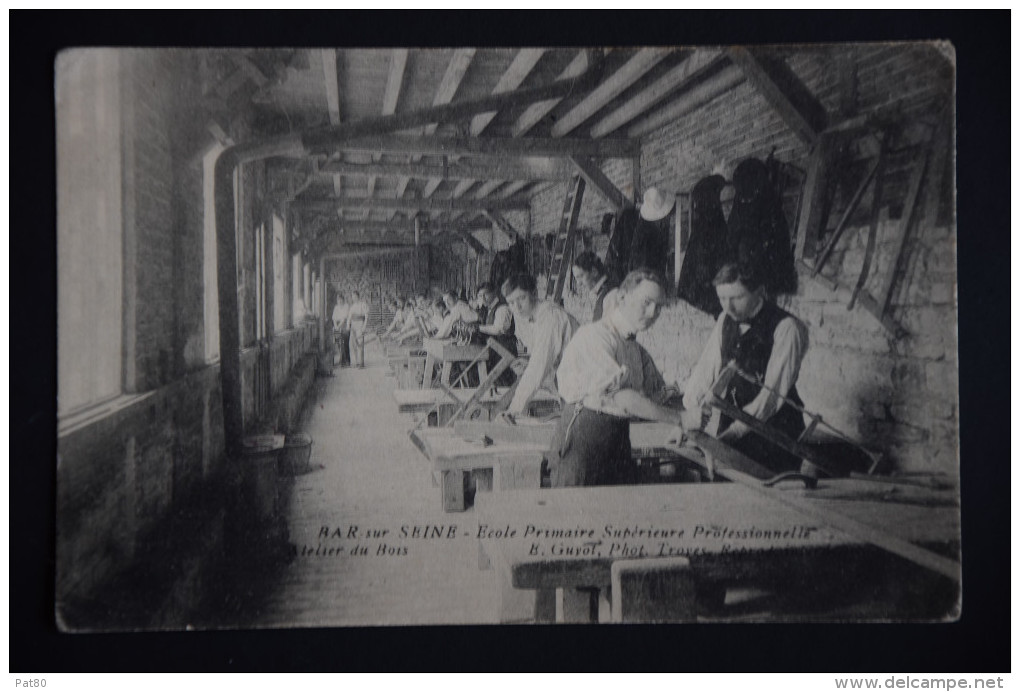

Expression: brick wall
xmin=545 ymin=45 xmax=956 ymax=474
xmin=57 ymin=51 xmax=320 ymax=628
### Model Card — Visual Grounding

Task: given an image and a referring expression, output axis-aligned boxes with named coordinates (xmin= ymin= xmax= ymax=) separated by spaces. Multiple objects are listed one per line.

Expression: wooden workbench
xmin=410 ymin=421 xmax=687 ymax=512
xmin=473 ymin=481 xmax=960 ymax=622
xmin=421 ymin=337 xmax=488 ymax=390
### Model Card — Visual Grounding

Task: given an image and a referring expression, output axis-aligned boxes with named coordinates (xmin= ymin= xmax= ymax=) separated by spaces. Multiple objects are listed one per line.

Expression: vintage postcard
xmin=55 ymin=43 xmax=959 ymax=631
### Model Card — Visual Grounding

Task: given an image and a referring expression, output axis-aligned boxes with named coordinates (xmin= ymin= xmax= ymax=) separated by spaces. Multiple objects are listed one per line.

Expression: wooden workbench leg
xmin=440 ymin=361 xmax=453 ymax=388
xmin=441 ymin=469 xmax=467 ymax=512
xmin=558 ymin=587 xmax=599 ymax=623
xmin=534 ymin=588 xmax=556 ymax=623
xmin=421 ymin=355 xmax=435 ymax=389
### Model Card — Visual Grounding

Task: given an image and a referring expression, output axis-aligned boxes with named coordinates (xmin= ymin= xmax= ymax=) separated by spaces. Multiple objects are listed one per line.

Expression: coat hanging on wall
xmin=677 ymin=174 xmax=728 ymax=315
xmin=726 ymin=158 xmax=798 ymax=296
xmin=605 ymin=206 xmax=638 ymax=284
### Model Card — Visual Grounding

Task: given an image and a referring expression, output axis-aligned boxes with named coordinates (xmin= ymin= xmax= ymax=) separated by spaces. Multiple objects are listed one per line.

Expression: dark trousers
xmin=335 ymin=330 xmax=351 ymax=366
xmin=549 ymin=403 xmax=633 ymax=487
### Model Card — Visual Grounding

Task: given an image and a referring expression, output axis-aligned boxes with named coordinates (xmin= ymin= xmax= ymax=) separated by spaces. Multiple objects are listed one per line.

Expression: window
xmin=57 ymin=49 xmax=123 ymax=416
xmin=272 ymin=212 xmax=287 ymax=334
xmin=201 ymin=143 xmax=225 ymax=362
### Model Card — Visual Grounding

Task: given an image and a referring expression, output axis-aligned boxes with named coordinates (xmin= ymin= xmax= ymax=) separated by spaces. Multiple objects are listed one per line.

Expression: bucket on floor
xmin=240 ymin=434 xmax=284 ymax=522
xmin=281 ymin=432 xmax=314 ymax=475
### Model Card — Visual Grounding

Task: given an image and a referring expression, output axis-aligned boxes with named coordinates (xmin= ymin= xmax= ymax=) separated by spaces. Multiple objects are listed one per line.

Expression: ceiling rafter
xmin=512 ymin=50 xmax=590 ymax=138
xmin=321 ymin=49 xmax=343 ymax=197
xmin=589 ymin=49 xmax=723 ymax=138
xmin=626 ymin=65 xmax=745 ymax=139
xmin=550 ymin=47 xmax=672 ymax=138
xmin=320 ymin=157 xmax=574 ymax=182
xmin=418 ymin=49 xmax=477 ymax=202
xmin=295 ymin=194 xmax=530 ymax=213
xmin=471 ymin=48 xmax=546 ymax=136
xmin=728 ymin=46 xmax=828 ymax=144
xmin=332 ymin=134 xmax=639 ymax=159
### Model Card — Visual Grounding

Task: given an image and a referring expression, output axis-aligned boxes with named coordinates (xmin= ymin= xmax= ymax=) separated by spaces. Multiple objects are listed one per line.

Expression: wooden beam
xmin=301 ymin=52 xmax=610 ymax=156
xmin=728 ymin=47 xmax=828 ymax=145
xmin=513 ymin=51 xmax=590 ymax=137
xmin=422 ymin=178 xmax=443 ymax=198
xmin=452 ymin=179 xmax=476 ymax=198
xmin=321 ymin=49 xmax=341 ymax=125
xmin=382 ymin=48 xmax=408 ymax=116
xmin=321 ymin=157 xmax=575 ymax=182
xmin=450 ymin=227 xmax=488 ymax=254
xmin=332 ymin=134 xmax=639 ymax=160
xmin=550 ymin=47 xmax=672 ymax=138
xmin=500 ymin=181 xmax=528 ymax=198
xmin=471 ymin=48 xmax=546 ymax=136
xmin=482 ymin=210 xmax=521 ymax=241
xmin=474 ymin=180 xmax=505 ymax=199
xmin=626 ymin=66 xmax=745 ymax=138
xmin=426 ymin=48 xmax=476 ymax=133
xmin=795 ymin=134 xmax=835 ymax=260
xmin=321 ymin=49 xmax=343 ymax=198
xmin=296 ymin=194 xmax=530 ymax=213
xmin=589 ymin=49 xmax=722 ymax=138
xmin=569 ymin=156 xmax=631 ymax=211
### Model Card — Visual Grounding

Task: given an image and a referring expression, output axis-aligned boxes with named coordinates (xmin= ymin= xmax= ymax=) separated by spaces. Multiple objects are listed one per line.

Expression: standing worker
xmin=347 ymin=290 xmax=370 ymax=368
xmin=681 ymin=262 xmax=809 ymax=474
xmin=552 ymin=269 xmax=682 ymax=487
xmin=571 ymin=251 xmax=620 ymax=322
xmin=473 ymin=282 xmax=518 ymax=387
xmin=331 ymin=293 xmax=350 ymax=368
xmin=500 ymin=273 xmax=579 ymax=419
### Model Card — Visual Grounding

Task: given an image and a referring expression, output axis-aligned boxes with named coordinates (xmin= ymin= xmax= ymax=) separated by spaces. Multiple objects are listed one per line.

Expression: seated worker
xmin=551 ymin=269 xmax=683 ymax=487
xmin=473 ymin=281 xmax=518 ymax=387
xmin=347 ymin=290 xmax=370 ymax=368
xmin=379 ymin=298 xmax=406 ymax=340
xmin=331 ymin=293 xmax=350 ymax=367
xmin=433 ymin=288 xmax=480 ymax=339
xmin=681 ymin=262 xmax=809 ymax=474
xmin=500 ymin=273 xmax=579 ymax=419
xmin=572 ymin=250 xmax=619 ymax=322
xmin=395 ymin=296 xmax=430 ymax=344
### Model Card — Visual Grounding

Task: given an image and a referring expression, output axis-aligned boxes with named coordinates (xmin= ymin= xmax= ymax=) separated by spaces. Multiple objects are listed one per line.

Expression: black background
xmin=11 ymin=9 xmax=1010 ymax=672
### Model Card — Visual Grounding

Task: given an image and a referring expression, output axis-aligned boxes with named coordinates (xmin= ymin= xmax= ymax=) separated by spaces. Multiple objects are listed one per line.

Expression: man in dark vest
xmin=473 ymin=282 xmax=518 ymax=387
xmin=681 ymin=262 xmax=809 ymax=473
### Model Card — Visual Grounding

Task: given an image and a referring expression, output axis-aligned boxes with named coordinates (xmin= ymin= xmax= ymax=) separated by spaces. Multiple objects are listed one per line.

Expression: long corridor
xmin=252 ymin=344 xmax=499 ymax=627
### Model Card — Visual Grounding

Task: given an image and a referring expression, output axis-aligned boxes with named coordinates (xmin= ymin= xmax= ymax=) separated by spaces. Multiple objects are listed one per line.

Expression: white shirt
xmin=682 ymin=305 xmax=808 ymax=423
xmin=434 ymin=301 xmax=480 ymax=339
xmin=556 ymin=308 xmax=666 ymax=417
xmin=331 ymin=303 xmax=349 ymax=330
xmin=347 ymin=300 xmax=369 ymax=325
xmin=508 ymin=301 xmax=579 ymax=414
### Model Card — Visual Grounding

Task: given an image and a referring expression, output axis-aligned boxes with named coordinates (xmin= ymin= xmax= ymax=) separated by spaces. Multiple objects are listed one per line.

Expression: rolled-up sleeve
xmin=742 ymin=316 xmax=809 ymax=422
xmin=682 ymin=315 xmax=725 ymax=410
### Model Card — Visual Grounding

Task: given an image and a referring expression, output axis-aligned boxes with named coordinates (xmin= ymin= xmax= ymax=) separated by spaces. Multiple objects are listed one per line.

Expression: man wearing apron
xmin=331 ymin=294 xmax=350 ymax=367
xmin=346 ymin=290 xmax=370 ymax=368
xmin=552 ymin=269 xmax=683 ymax=487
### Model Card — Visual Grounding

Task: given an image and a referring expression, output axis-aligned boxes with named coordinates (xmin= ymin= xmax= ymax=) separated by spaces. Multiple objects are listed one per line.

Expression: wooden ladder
xmin=545 ymin=174 xmax=586 ymax=303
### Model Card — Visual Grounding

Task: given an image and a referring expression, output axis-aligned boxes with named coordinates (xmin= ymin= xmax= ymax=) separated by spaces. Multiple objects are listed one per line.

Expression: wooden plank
xmin=875 ymin=143 xmax=930 ymax=313
xmin=728 ymin=47 xmax=828 ymax=144
xmin=589 ymin=49 xmax=721 ymax=138
xmin=302 ymin=54 xmax=611 ymax=156
xmin=551 ymin=48 xmax=672 ymax=138
xmin=322 ymin=158 xmax=574 ymax=182
xmin=794 ymin=134 xmax=834 ymax=260
xmin=513 ymin=51 xmax=590 ymax=137
xmin=813 ymin=146 xmax=882 ymax=273
xmin=296 ymin=194 xmax=530 ymax=213
xmin=330 ymin=134 xmax=640 ymax=160
xmin=321 ymin=49 xmax=341 ymax=125
xmin=474 ymin=179 xmax=505 ymax=199
xmin=472 ymin=48 xmax=547 ymax=136
xmin=381 ymin=48 xmax=408 ymax=116
xmin=569 ymin=155 xmax=631 ymax=211
xmin=626 ymin=65 xmax=745 ymax=139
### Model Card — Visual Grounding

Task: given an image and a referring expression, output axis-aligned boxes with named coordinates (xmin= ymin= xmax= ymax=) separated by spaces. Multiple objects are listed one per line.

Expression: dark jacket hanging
xmin=605 ymin=207 xmax=638 ymax=284
xmin=726 ymin=158 xmax=798 ymax=296
xmin=676 ymin=174 xmax=728 ymax=315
